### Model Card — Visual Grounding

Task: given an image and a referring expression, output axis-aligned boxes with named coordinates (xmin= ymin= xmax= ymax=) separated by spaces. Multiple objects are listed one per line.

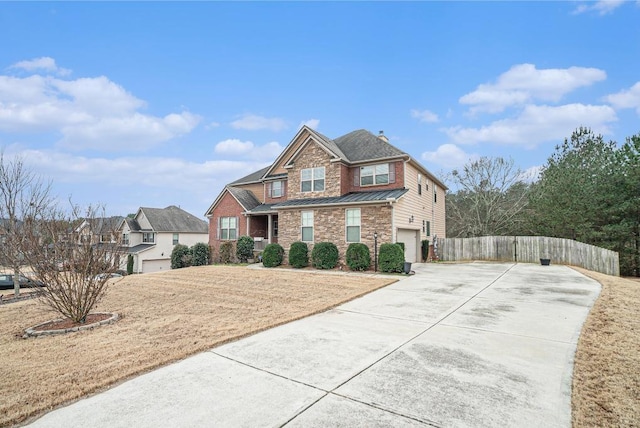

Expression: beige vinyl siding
xmin=234 ymin=182 xmax=264 ymax=204
xmin=393 ymin=161 xmax=445 ymax=242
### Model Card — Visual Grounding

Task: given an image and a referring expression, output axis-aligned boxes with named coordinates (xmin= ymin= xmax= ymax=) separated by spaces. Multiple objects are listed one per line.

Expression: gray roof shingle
xmin=333 ymin=129 xmax=406 ymax=162
xmin=230 ymin=166 xmax=270 ymax=185
xmin=140 ymin=206 xmax=208 ymax=233
xmin=227 ymin=187 xmax=261 ymax=211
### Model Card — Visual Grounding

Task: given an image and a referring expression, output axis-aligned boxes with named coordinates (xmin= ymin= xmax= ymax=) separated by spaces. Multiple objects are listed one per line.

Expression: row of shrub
xmin=262 ymin=241 xmax=406 ymax=273
xmin=170 ymin=242 xmax=212 ymax=269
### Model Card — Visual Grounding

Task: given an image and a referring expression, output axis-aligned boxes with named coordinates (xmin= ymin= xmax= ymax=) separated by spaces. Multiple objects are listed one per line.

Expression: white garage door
xmin=397 ymin=229 xmax=419 ymax=263
xmin=141 ymin=259 xmax=171 ymax=273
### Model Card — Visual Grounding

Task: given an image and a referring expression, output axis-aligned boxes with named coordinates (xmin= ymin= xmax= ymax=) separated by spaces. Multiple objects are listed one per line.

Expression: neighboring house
xmin=205 ymin=126 xmax=447 ymax=263
xmin=119 ymin=206 xmax=208 ymax=273
xmin=75 ymin=216 xmax=124 ymax=245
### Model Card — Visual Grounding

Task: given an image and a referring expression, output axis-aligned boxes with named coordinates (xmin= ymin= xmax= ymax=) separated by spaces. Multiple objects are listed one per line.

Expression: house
xmin=205 ymin=126 xmax=447 ymax=263
xmin=75 ymin=216 xmax=124 ymax=245
xmin=119 ymin=206 xmax=208 ymax=273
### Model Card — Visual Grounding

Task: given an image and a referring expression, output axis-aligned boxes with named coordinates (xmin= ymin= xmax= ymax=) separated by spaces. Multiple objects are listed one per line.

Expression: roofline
xmin=406 ymin=157 xmax=449 ymax=190
xmin=284 ymin=134 xmax=341 ymax=168
xmin=346 ymin=154 xmax=409 ymax=166
xmin=243 ymin=209 xmax=279 ymax=215
xmin=128 ymin=244 xmax=156 ymax=254
xmin=263 ymin=125 xmax=313 ymax=178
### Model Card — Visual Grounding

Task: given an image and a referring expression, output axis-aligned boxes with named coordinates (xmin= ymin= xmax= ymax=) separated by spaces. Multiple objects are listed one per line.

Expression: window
xmin=100 ymin=234 xmax=111 ymax=243
xmin=273 ymin=219 xmax=279 ymax=237
xmin=301 ymin=167 xmax=325 ymax=192
xmin=418 ymin=173 xmax=422 ymax=195
xmin=360 ymin=163 xmax=389 ymax=186
xmin=122 ymin=233 xmax=129 ymax=245
xmin=173 ymin=233 xmax=179 ymax=245
xmin=301 ymin=211 xmax=314 ymax=242
xmin=434 ymin=185 xmax=438 ymax=203
xmin=219 ymin=217 xmax=237 ymax=240
xmin=346 ymin=209 xmax=361 ymax=243
xmin=271 ymin=181 xmax=284 ymax=198
xmin=143 ymin=232 xmax=155 ymax=243
xmin=426 ymin=221 xmax=431 ymax=236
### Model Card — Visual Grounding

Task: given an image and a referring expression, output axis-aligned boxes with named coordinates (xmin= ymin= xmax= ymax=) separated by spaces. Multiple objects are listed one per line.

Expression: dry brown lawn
xmin=572 ymin=268 xmax=640 ymax=427
xmin=0 ymin=265 xmax=395 ymax=427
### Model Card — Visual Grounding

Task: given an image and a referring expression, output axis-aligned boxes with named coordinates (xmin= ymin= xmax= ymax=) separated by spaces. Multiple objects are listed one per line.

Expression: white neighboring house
xmin=119 ymin=206 xmax=209 ymax=274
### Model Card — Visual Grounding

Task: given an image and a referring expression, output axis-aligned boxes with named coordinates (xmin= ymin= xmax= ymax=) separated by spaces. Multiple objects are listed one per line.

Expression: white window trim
xmin=301 ymin=167 xmax=325 ymax=192
xmin=173 ymin=233 xmax=179 ymax=245
xmin=301 ymin=211 xmax=314 ymax=242
xmin=142 ymin=232 xmax=155 ymax=243
xmin=360 ymin=163 xmax=389 ymax=187
xmin=219 ymin=217 xmax=238 ymax=240
xmin=345 ymin=208 xmax=361 ymax=243
xmin=271 ymin=180 xmax=284 ymax=198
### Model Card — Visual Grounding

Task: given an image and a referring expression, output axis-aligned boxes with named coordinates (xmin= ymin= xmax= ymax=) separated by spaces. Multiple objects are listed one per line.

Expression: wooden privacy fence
xmin=437 ymin=236 xmax=620 ymax=276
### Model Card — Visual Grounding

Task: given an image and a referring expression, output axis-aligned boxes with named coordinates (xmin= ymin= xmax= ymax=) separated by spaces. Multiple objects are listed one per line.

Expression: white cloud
xmin=411 ymin=109 xmax=439 ymax=123
xmin=214 ymin=139 xmax=255 ymax=155
xmin=421 ymin=144 xmax=478 ymax=169
xmin=460 ymin=64 xmax=607 ymax=114
xmin=9 ymin=56 xmax=71 ymax=76
xmin=299 ymin=119 xmax=320 ymax=130
xmin=573 ymin=0 xmax=626 ymax=15
xmin=604 ymin=81 xmax=640 ymax=115
xmin=59 ymin=112 xmax=200 ymax=151
xmin=0 ymin=60 xmax=201 ymax=150
xmin=230 ymin=114 xmax=287 ymax=132
xmin=206 ymin=121 xmax=220 ymax=129
xmin=444 ymin=103 xmax=617 ymax=147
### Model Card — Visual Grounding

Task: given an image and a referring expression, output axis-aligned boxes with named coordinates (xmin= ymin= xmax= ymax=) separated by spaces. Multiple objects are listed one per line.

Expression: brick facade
xmin=208 ymin=190 xmax=247 ymax=257
xmin=342 ymin=160 xmax=405 ymax=194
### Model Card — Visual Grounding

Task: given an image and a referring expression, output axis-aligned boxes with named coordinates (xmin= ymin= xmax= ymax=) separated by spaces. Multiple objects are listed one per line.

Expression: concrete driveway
xmin=29 ymin=262 xmax=600 ymax=427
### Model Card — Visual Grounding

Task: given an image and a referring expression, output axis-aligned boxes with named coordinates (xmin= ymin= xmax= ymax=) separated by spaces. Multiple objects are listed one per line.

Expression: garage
xmin=396 ymin=228 xmax=420 ymax=263
xmin=141 ymin=259 xmax=171 ymax=273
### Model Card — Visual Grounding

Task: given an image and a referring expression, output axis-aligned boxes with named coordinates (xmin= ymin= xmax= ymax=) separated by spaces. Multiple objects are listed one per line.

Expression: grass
xmin=0 ymin=265 xmax=395 ymax=427
xmin=571 ymin=268 xmax=640 ymax=427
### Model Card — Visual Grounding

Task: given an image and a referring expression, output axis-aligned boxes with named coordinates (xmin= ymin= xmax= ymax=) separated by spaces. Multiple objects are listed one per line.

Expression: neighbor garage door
xmin=397 ymin=229 xmax=419 ymax=263
xmin=141 ymin=259 xmax=171 ymax=273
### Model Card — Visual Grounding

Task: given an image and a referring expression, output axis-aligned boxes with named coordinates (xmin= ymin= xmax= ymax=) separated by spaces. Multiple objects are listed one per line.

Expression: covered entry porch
xmin=245 ymin=205 xmax=278 ymax=251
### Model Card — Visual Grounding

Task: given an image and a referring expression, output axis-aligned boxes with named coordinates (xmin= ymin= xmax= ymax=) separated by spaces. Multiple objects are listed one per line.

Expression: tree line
xmin=445 ymin=127 xmax=639 ymax=277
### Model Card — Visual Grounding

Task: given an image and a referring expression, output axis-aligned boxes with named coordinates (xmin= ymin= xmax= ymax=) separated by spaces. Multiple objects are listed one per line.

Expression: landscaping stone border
xmin=23 ymin=312 xmax=119 ymax=338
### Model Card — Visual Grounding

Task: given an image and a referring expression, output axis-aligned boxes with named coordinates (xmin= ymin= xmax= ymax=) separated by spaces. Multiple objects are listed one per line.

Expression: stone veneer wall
xmin=277 ymin=204 xmax=393 ymax=265
xmin=287 ymin=142 xmax=342 ymax=199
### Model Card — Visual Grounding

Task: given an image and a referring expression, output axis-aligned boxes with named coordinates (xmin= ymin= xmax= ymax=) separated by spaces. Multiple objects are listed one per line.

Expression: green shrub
xmin=311 ymin=242 xmax=339 ymax=269
xmin=288 ymin=241 xmax=309 ymax=268
xmin=126 ymin=254 xmax=134 ymax=275
xmin=219 ymin=241 xmax=235 ymax=264
xmin=191 ymin=242 xmax=211 ymax=266
xmin=236 ymin=235 xmax=254 ymax=263
xmin=346 ymin=243 xmax=371 ymax=271
xmin=262 ymin=243 xmax=284 ymax=267
xmin=379 ymin=243 xmax=404 ymax=273
xmin=171 ymin=244 xmax=192 ymax=269
xmin=421 ymin=240 xmax=430 ymax=262
xmin=397 ymin=242 xmax=405 ymax=254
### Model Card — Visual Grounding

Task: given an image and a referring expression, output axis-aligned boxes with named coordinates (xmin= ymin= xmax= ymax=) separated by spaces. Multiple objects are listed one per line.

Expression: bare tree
xmin=21 ymin=203 xmax=126 ymax=323
xmin=446 ymin=157 xmax=531 ymax=237
xmin=0 ymin=150 xmax=53 ymax=296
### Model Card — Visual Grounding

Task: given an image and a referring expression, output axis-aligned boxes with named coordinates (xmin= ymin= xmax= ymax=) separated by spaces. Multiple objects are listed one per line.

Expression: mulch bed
xmin=31 ymin=313 xmax=114 ymax=331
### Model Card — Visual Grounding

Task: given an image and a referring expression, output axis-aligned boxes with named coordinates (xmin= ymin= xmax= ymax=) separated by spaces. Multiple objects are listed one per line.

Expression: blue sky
xmin=1 ymin=1 xmax=639 ymax=218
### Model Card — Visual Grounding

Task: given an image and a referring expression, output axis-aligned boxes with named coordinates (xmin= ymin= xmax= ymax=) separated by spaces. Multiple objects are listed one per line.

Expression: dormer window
xmin=301 ymin=167 xmax=325 ymax=192
xmin=360 ymin=163 xmax=389 ymax=186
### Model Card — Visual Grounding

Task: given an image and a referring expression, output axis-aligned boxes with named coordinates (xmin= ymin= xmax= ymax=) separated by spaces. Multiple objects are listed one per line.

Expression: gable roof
xmin=227 ymin=187 xmax=261 ymax=211
xmin=138 ymin=206 xmax=208 ymax=233
xmin=230 ymin=165 xmax=271 ymax=185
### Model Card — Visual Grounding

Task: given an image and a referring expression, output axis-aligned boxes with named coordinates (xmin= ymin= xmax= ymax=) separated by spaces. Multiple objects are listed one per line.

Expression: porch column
xmin=246 ymin=215 xmax=250 ymax=237
xmin=267 ymin=214 xmax=273 ymax=243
